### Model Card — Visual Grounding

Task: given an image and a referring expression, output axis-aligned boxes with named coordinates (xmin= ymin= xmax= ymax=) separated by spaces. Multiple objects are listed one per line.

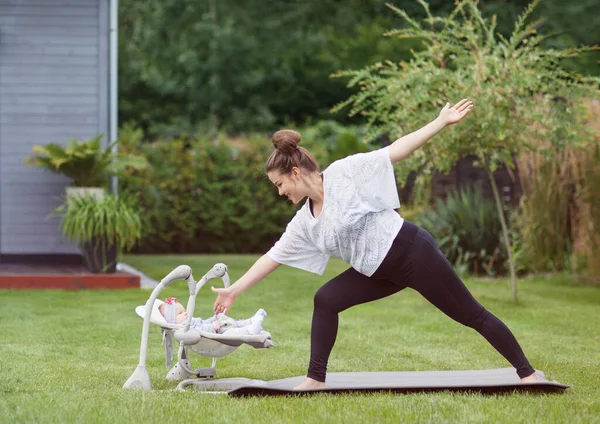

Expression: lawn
xmin=1 ymin=254 xmax=599 ymax=424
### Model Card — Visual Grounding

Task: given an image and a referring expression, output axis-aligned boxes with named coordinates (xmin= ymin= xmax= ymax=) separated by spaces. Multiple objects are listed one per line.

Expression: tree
xmin=118 ymin=0 xmax=431 ymax=135
xmin=332 ymin=0 xmax=600 ymax=300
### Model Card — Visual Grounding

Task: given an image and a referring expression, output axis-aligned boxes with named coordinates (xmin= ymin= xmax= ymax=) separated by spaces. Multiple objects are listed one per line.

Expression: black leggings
xmin=307 ymin=221 xmax=536 ymax=381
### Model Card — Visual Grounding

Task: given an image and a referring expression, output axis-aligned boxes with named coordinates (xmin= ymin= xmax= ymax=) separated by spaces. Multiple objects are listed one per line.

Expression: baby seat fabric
xmin=135 ymin=300 xmax=274 ymax=358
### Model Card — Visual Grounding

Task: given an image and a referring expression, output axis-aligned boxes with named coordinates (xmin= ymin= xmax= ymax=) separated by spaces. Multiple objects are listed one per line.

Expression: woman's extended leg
xmin=398 ymin=228 xmax=537 ymax=380
xmin=296 ymin=267 xmax=407 ymax=389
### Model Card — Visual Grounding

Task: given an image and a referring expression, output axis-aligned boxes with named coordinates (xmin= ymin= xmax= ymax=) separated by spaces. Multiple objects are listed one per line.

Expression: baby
xmin=158 ymin=297 xmax=267 ymax=335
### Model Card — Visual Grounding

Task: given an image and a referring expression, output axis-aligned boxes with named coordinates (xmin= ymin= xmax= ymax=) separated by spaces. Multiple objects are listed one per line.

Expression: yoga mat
xmin=225 ymin=368 xmax=569 ymax=397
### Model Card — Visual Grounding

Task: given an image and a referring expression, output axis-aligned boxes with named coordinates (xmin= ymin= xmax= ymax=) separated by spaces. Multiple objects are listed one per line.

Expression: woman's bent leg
xmin=307 ymin=267 xmax=406 ymax=382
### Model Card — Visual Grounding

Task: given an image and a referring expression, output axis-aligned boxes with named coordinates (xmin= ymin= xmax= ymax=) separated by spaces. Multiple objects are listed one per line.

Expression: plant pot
xmin=54 ymin=194 xmax=142 ymax=273
xmin=66 ymin=187 xmax=105 ymax=200
xmin=80 ymin=238 xmax=117 ymax=274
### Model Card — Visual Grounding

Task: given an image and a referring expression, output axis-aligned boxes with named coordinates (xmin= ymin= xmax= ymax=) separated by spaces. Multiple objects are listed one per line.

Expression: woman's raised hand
xmin=438 ymin=99 xmax=473 ymax=126
xmin=212 ymin=286 xmax=237 ymax=315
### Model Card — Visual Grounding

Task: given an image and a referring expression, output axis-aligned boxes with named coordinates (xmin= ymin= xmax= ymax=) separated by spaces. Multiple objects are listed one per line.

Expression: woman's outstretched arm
xmin=212 ymin=254 xmax=280 ymax=314
xmin=388 ymin=99 xmax=473 ymax=165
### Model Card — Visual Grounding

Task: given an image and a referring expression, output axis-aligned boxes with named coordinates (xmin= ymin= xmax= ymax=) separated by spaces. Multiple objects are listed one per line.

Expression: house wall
xmin=0 ymin=0 xmax=109 ymax=260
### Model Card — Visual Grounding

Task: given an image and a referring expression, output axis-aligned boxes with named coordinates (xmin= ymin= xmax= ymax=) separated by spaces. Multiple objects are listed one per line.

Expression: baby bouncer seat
xmin=123 ymin=263 xmax=274 ymax=391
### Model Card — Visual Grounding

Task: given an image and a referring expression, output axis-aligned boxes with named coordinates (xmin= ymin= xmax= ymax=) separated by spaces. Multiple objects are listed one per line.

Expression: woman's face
xmin=267 ymin=168 xmax=304 ymax=204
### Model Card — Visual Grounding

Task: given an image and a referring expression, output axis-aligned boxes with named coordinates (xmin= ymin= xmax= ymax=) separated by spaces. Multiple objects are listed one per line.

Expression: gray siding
xmin=0 ymin=0 xmax=109 ymax=255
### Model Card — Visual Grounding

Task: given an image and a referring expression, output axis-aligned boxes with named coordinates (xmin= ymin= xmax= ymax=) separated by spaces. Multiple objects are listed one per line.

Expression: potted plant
xmin=53 ymin=193 xmax=144 ymax=273
xmin=26 ymin=134 xmax=148 ymax=198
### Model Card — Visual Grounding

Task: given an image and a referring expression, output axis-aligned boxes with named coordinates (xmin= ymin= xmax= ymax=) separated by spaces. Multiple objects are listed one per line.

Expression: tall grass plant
xmin=516 ymin=99 xmax=600 ymax=282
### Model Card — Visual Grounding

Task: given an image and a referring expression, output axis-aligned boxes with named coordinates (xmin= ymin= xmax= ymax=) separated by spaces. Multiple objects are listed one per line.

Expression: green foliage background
xmin=118 ymin=0 xmax=600 ymax=136
xmin=118 ymin=123 xmax=368 ymax=253
xmin=114 ymin=0 xmax=600 ymax=277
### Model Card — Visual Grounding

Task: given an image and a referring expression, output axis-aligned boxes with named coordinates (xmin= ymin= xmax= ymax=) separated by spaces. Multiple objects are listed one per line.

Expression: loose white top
xmin=266 ymin=147 xmax=404 ymax=276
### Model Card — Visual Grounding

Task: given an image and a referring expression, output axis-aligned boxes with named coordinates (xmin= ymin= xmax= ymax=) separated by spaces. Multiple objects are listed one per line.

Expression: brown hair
xmin=266 ymin=129 xmax=320 ymax=175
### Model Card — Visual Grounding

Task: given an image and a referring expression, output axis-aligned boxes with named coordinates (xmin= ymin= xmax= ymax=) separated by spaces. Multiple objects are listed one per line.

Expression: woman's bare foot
xmin=293 ymin=377 xmax=326 ymax=391
xmin=520 ymin=371 xmax=547 ymax=384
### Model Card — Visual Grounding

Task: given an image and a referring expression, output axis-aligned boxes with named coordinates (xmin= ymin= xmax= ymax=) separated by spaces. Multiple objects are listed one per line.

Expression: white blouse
xmin=266 ymin=146 xmax=404 ymax=277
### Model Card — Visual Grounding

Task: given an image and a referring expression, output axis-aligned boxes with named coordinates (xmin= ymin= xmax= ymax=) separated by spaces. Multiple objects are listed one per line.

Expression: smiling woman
xmin=265 ymin=130 xmax=323 ymax=206
xmin=211 ymin=100 xmax=545 ymax=391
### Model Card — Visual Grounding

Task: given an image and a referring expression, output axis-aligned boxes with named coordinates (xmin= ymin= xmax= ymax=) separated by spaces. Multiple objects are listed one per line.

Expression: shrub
xmin=119 ymin=130 xmax=299 ymax=253
xmin=417 ymin=187 xmax=505 ymax=276
xmin=513 ymin=153 xmax=571 ymax=273
xmin=53 ymin=193 xmax=143 ymax=273
xmin=116 ymin=122 xmax=399 ymax=254
xmin=515 ymin=99 xmax=600 ymax=280
xmin=26 ymin=134 xmax=147 ymax=187
xmin=299 ymin=120 xmax=371 ymax=162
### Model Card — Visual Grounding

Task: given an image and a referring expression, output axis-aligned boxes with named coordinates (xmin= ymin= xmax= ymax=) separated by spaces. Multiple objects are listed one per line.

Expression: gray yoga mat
xmin=224 ymin=368 xmax=569 ymax=397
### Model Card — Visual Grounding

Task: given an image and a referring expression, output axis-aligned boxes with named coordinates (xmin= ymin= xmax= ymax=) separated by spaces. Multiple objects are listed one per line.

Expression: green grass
xmin=1 ymin=254 xmax=599 ymax=424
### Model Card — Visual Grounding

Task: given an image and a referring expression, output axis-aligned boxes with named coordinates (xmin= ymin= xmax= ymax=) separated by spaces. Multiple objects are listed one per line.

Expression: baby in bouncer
xmin=158 ymin=297 xmax=267 ymax=335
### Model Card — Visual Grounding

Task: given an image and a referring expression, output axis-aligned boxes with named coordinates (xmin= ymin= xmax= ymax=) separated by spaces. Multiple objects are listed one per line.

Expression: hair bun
xmin=272 ymin=129 xmax=301 ymax=155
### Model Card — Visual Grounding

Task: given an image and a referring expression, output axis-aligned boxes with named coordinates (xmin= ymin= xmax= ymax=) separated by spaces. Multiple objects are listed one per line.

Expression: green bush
xmin=25 ymin=134 xmax=147 ymax=188
xmin=117 ymin=122 xmax=397 ymax=254
xmin=119 ymin=130 xmax=298 ymax=253
xmin=513 ymin=157 xmax=572 ymax=273
xmin=575 ymin=143 xmax=600 ymax=282
xmin=299 ymin=120 xmax=371 ymax=162
xmin=416 ymin=187 xmax=505 ymax=276
xmin=515 ymin=132 xmax=600 ymax=281
xmin=53 ymin=193 xmax=143 ymax=272
xmin=398 ymin=204 xmax=426 ymax=224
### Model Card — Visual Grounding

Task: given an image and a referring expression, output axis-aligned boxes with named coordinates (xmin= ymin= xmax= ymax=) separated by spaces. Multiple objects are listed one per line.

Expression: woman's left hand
xmin=212 ymin=286 xmax=237 ymax=315
xmin=438 ymin=99 xmax=473 ymax=126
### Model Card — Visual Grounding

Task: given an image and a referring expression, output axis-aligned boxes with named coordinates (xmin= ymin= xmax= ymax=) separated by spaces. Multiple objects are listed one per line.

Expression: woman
xmin=212 ymin=99 xmax=544 ymax=390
